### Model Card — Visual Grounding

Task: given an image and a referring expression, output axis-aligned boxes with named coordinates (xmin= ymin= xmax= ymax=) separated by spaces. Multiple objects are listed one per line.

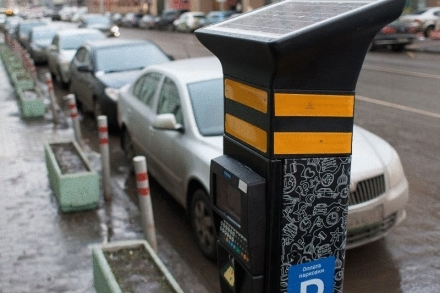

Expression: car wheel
xmin=190 ymin=189 xmax=217 ymax=260
xmin=391 ymin=44 xmax=404 ymax=52
xmin=58 ymin=65 xmax=70 ymax=89
xmin=122 ymin=128 xmax=135 ymax=163
xmin=93 ymin=98 xmax=102 ymax=119
xmin=424 ymin=25 xmax=434 ymax=38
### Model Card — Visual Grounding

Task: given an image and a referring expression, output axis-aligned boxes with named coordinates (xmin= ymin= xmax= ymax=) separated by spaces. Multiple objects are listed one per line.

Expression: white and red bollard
xmin=66 ymin=94 xmax=83 ymax=145
xmin=45 ymin=72 xmax=59 ymax=124
xmin=98 ymin=116 xmax=112 ymax=201
xmin=133 ymin=156 xmax=158 ymax=252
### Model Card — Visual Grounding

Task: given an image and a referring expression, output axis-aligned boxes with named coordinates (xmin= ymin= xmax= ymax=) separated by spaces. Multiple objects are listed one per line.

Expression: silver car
xmin=117 ymin=57 xmax=409 ymax=259
xmin=46 ymin=28 xmax=106 ymax=88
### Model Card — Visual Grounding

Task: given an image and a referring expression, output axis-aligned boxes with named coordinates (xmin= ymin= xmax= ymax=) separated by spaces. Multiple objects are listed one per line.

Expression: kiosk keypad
xmin=220 ymin=220 xmax=250 ymax=263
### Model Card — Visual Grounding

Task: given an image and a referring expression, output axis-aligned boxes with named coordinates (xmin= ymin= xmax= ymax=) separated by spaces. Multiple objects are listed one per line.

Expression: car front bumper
xmin=346 ymin=177 xmax=409 ymax=249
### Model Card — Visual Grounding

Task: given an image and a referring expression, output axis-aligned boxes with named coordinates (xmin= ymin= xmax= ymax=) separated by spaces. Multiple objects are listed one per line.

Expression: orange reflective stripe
xmin=274 ymin=132 xmax=352 ymax=155
xmin=225 ymin=114 xmax=267 ymax=153
xmin=275 ymin=93 xmax=354 ymax=117
xmin=225 ymin=79 xmax=268 ymax=113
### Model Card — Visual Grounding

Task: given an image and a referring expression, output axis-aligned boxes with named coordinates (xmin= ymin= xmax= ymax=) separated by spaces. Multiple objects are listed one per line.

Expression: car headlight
xmin=386 ymin=150 xmax=406 ymax=189
xmin=111 ymin=26 xmax=119 ymax=33
xmin=105 ymin=87 xmax=119 ymax=102
xmin=60 ymin=59 xmax=71 ymax=71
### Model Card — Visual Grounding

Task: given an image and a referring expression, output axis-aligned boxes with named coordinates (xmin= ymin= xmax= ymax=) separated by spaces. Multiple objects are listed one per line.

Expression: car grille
xmin=349 ymin=175 xmax=386 ymax=206
xmin=346 ymin=212 xmax=397 ymax=246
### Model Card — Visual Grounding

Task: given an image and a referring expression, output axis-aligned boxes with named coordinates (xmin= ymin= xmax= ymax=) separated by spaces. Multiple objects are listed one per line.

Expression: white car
xmin=46 ymin=28 xmax=106 ymax=88
xmin=173 ymin=11 xmax=206 ymax=33
xmin=399 ymin=7 xmax=440 ymax=37
xmin=117 ymin=57 xmax=409 ymax=259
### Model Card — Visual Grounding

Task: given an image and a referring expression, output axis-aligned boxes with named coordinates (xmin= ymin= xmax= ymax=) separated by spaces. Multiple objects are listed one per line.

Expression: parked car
xmin=399 ymin=7 xmax=440 ymax=37
xmin=117 ymin=56 xmax=409 ymax=259
xmin=139 ymin=14 xmax=155 ymax=29
xmin=205 ymin=10 xmax=238 ymax=25
xmin=15 ymin=19 xmax=47 ymax=47
xmin=173 ymin=11 xmax=206 ymax=33
xmin=78 ymin=14 xmax=119 ymax=37
xmin=370 ymin=20 xmax=415 ymax=52
xmin=3 ymin=15 xmax=22 ymax=35
xmin=27 ymin=24 xmax=64 ymax=64
xmin=154 ymin=9 xmax=188 ymax=30
xmin=69 ymin=39 xmax=172 ymax=127
xmin=120 ymin=12 xmax=142 ymax=27
xmin=46 ymin=28 xmax=106 ymax=88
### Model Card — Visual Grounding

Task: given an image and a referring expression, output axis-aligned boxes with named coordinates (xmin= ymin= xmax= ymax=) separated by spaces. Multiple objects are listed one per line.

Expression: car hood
xmin=351 ymin=125 xmax=394 ymax=182
xmin=60 ymin=50 xmax=77 ymax=62
xmin=87 ymin=24 xmax=110 ymax=30
xmin=96 ymin=70 xmax=143 ymax=88
xmin=199 ymin=125 xmax=396 ymax=191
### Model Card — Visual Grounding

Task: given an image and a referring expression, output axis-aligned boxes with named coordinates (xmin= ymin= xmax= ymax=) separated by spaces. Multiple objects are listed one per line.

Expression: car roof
xmin=55 ymin=28 xmax=103 ymax=37
xmin=82 ymin=38 xmax=154 ymax=49
xmin=147 ymin=56 xmax=223 ymax=84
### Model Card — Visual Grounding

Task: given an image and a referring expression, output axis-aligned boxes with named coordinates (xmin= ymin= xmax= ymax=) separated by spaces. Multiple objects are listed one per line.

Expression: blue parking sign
xmin=288 ymin=256 xmax=335 ymax=293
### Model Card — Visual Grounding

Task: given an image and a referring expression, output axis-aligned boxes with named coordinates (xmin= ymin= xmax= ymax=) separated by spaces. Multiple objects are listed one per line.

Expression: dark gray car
xmin=69 ymin=38 xmax=171 ymax=128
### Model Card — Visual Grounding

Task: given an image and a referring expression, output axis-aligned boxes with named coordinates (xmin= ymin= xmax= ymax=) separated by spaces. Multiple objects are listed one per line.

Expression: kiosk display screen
xmin=216 ymin=174 xmax=242 ymax=225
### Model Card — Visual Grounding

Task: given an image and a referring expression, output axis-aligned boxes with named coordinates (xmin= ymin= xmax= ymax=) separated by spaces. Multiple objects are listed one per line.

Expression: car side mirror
xmin=152 ymin=113 xmax=183 ymax=132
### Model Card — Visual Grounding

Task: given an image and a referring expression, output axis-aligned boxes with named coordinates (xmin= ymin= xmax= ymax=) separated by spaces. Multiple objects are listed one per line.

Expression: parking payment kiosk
xmin=211 ymin=155 xmax=267 ymax=293
xmin=197 ymin=0 xmax=405 ymax=292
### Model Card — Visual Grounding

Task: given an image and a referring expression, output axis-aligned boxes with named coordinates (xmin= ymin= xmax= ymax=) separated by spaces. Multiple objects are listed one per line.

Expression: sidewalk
xmin=0 ymin=48 xmax=209 ymax=293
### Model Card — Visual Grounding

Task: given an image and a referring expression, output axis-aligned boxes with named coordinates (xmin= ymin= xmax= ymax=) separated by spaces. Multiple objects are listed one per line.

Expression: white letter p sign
xmin=300 ymin=279 xmax=324 ymax=293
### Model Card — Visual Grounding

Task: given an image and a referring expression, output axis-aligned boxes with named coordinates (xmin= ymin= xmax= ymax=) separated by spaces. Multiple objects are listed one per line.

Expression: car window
xmin=94 ymin=43 xmax=169 ymax=73
xmin=133 ymin=72 xmax=162 ymax=108
xmin=74 ymin=47 xmax=87 ymax=63
xmin=187 ymin=78 xmax=224 ymax=136
xmin=157 ymin=77 xmax=182 ymax=125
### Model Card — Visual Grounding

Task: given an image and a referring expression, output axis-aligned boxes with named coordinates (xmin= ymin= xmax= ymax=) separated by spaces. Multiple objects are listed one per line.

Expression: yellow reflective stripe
xmin=225 ymin=79 xmax=268 ymax=113
xmin=225 ymin=114 xmax=267 ymax=153
xmin=274 ymin=132 xmax=352 ymax=155
xmin=275 ymin=93 xmax=354 ymax=117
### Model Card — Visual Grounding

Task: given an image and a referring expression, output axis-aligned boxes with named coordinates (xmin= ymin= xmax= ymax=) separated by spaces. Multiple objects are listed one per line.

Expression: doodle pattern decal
xmin=280 ymin=157 xmax=351 ymax=293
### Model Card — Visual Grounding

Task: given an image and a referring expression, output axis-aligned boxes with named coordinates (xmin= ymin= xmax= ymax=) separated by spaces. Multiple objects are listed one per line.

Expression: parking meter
xmin=197 ymin=0 xmax=405 ymax=292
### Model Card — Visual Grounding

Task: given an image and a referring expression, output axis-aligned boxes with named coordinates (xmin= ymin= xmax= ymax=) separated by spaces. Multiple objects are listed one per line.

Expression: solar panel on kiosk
xmin=207 ymin=0 xmax=372 ymax=38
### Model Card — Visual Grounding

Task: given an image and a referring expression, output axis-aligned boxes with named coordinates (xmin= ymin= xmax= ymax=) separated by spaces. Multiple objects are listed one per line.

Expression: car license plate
xmin=347 ymin=205 xmax=384 ymax=228
xmin=397 ymin=38 xmax=408 ymax=43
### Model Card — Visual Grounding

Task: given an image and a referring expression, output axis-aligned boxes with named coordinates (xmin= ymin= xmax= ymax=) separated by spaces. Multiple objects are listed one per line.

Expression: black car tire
xmin=121 ymin=128 xmax=135 ymax=163
xmin=190 ymin=189 xmax=217 ymax=260
xmin=93 ymin=98 xmax=102 ymax=119
xmin=424 ymin=25 xmax=435 ymax=38
xmin=391 ymin=44 xmax=405 ymax=52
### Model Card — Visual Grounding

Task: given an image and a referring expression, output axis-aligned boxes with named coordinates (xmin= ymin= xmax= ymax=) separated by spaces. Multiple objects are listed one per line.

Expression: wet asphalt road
xmin=1 ymin=26 xmax=439 ymax=293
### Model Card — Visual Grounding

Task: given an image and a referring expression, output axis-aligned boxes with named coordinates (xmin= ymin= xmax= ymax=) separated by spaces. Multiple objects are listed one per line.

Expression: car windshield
xmin=95 ymin=44 xmax=169 ymax=73
xmin=20 ymin=23 xmax=45 ymax=35
xmin=187 ymin=78 xmax=224 ymax=136
xmin=60 ymin=33 xmax=104 ymax=50
xmin=409 ymin=8 xmax=429 ymax=15
xmin=32 ymin=29 xmax=57 ymax=40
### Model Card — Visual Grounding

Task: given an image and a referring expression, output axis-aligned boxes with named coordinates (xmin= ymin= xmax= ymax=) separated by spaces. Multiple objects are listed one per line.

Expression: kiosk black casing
xmin=198 ymin=1 xmax=406 ymax=292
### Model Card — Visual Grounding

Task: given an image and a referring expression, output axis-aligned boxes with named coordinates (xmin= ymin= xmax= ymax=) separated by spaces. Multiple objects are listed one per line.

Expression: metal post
xmin=98 ymin=116 xmax=112 ymax=201
xmin=45 ymin=72 xmax=60 ymax=124
xmin=133 ymin=156 xmax=158 ymax=252
xmin=66 ymin=94 xmax=83 ymax=146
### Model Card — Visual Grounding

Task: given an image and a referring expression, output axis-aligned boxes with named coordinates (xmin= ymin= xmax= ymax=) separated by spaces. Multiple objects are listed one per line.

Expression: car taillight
xmin=381 ymin=26 xmax=396 ymax=34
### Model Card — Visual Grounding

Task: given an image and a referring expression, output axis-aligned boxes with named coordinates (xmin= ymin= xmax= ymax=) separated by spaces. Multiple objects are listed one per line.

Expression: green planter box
xmin=44 ymin=141 xmax=99 ymax=212
xmin=92 ymin=240 xmax=185 ymax=293
xmin=10 ymin=70 xmax=34 ymax=91
xmin=5 ymin=57 xmax=23 ymax=75
xmin=17 ymin=88 xmax=45 ymax=118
